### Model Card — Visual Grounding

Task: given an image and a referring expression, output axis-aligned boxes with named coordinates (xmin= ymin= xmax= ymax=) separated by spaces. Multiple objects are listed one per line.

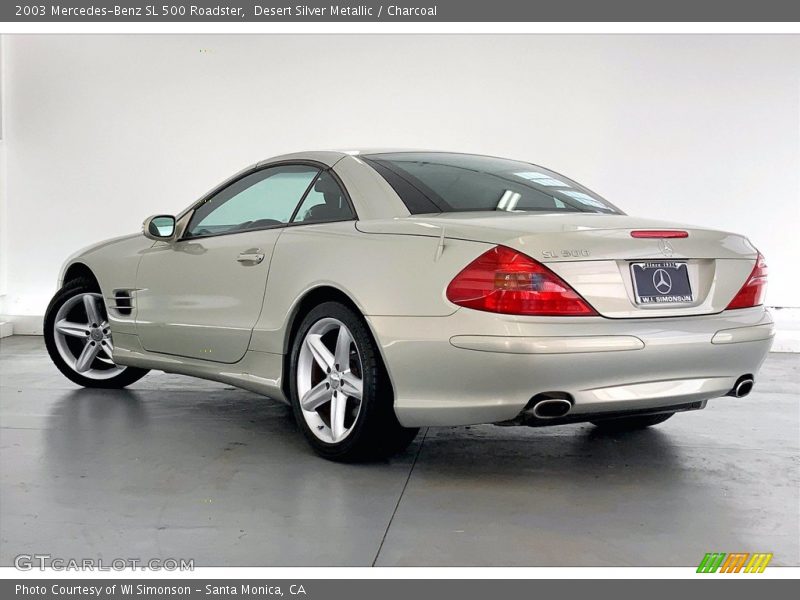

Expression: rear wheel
xmin=591 ymin=412 xmax=674 ymax=431
xmin=44 ymin=278 xmax=149 ymax=388
xmin=289 ymin=301 xmax=418 ymax=461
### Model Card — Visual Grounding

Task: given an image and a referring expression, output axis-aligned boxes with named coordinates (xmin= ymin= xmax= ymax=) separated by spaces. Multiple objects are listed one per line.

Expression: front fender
xmin=57 ymin=233 xmax=146 ymax=287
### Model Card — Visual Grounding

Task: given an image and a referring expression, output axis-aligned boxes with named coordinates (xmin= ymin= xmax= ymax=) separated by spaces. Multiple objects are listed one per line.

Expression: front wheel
xmin=44 ymin=278 xmax=149 ymax=388
xmin=289 ymin=301 xmax=419 ymax=461
xmin=591 ymin=412 xmax=674 ymax=432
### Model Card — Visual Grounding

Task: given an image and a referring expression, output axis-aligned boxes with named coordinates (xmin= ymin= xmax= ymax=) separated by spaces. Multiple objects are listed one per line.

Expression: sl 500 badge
xmin=542 ymin=249 xmax=590 ymax=258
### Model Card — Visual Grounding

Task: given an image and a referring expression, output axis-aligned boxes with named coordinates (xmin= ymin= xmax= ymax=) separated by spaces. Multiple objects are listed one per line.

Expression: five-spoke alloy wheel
xmin=289 ymin=301 xmax=418 ymax=461
xmin=44 ymin=278 xmax=149 ymax=388
xmin=297 ymin=317 xmax=364 ymax=444
xmin=52 ymin=292 xmax=122 ymax=379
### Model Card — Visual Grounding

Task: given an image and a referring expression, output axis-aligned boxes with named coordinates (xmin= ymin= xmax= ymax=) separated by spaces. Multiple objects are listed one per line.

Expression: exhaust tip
xmin=728 ymin=375 xmax=755 ymax=398
xmin=531 ymin=397 xmax=572 ymax=419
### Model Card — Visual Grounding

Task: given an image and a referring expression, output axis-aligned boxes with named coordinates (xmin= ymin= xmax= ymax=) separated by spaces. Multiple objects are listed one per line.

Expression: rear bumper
xmin=367 ymin=307 xmax=774 ymax=427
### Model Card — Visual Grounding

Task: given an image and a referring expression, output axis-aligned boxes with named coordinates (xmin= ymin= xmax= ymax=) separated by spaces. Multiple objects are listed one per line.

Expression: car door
xmin=135 ymin=163 xmax=321 ymax=363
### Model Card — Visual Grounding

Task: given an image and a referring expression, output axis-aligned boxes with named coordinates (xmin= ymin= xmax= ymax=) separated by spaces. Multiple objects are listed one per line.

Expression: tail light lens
xmin=726 ymin=252 xmax=768 ymax=310
xmin=446 ymin=245 xmax=598 ymax=316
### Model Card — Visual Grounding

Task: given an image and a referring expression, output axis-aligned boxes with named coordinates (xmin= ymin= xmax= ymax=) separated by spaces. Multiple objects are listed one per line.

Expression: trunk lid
xmin=356 ymin=213 xmax=758 ymax=318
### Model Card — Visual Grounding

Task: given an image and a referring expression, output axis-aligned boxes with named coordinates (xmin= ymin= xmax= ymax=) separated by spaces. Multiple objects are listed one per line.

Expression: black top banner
xmin=4 ymin=0 xmax=800 ymax=22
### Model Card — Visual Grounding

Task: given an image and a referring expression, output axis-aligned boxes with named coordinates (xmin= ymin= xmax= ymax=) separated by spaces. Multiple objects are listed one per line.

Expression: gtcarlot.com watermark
xmin=14 ymin=554 xmax=194 ymax=571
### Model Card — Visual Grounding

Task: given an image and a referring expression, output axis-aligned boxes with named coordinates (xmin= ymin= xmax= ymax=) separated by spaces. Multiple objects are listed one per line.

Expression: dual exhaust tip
xmin=527 ymin=376 xmax=754 ymax=420
xmin=728 ymin=375 xmax=755 ymax=398
xmin=529 ymin=375 xmax=754 ymax=419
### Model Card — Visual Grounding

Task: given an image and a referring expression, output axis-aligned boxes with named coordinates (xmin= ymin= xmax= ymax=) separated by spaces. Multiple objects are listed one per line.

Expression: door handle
xmin=237 ymin=250 xmax=265 ymax=264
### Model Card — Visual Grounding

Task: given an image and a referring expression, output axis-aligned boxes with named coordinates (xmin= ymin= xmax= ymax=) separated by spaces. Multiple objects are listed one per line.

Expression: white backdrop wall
xmin=1 ymin=34 xmax=799 ymax=325
xmin=0 ymin=36 xmax=7 ymax=310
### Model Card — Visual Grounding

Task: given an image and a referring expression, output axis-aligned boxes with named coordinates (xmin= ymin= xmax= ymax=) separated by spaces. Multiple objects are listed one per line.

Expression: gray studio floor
xmin=1 ymin=335 xmax=798 ymax=567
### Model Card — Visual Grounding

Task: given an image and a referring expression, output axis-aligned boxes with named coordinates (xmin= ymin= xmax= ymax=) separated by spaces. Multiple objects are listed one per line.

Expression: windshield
xmin=362 ymin=152 xmax=622 ymax=215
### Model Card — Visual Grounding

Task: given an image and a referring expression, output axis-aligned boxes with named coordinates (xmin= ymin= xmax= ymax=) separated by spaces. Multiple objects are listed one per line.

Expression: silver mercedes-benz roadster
xmin=45 ymin=150 xmax=774 ymax=460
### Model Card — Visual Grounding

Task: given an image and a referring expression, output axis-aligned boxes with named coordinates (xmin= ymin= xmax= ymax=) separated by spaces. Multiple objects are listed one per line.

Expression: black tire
xmin=44 ymin=277 xmax=149 ymax=389
xmin=591 ymin=412 xmax=675 ymax=432
xmin=289 ymin=301 xmax=419 ymax=462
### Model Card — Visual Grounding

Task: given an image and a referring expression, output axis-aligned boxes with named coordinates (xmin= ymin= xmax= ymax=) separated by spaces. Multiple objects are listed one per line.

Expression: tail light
xmin=446 ymin=245 xmax=597 ymax=316
xmin=726 ymin=252 xmax=768 ymax=310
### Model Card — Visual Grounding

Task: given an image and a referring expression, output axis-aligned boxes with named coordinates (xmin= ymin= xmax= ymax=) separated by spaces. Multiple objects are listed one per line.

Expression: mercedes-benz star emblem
xmin=658 ymin=238 xmax=674 ymax=257
xmin=653 ymin=269 xmax=673 ymax=294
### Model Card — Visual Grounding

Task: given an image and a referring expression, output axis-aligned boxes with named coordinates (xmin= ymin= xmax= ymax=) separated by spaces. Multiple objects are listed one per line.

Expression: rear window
xmin=362 ymin=152 xmax=622 ymax=215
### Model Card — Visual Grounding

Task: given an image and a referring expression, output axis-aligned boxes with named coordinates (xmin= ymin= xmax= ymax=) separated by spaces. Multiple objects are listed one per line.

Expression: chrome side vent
xmin=110 ymin=290 xmax=135 ymax=316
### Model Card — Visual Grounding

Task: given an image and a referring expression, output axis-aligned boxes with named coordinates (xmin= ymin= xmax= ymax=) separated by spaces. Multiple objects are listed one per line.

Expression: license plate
xmin=630 ymin=261 xmax=693 ymax=304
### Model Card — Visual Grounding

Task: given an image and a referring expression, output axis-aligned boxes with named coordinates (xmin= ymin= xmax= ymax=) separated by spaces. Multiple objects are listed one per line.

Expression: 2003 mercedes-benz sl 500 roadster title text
xmin=44 ymin=151 xmax=774 ymax=460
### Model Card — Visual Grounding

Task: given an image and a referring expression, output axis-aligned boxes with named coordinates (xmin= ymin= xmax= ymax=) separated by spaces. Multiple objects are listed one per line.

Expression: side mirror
xmin=143 ymin=215 xmax=176 ymax=241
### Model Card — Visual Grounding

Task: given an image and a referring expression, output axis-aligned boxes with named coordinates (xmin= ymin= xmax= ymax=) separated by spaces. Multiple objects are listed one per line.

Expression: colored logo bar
xmin=697 ymin=552 xmax=773 ymax=573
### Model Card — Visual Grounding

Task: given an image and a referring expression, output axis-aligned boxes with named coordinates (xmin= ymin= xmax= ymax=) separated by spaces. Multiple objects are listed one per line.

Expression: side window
xmin=291 ymin=171 xmax=354 ymax=224
xmin=186 ymin=165 xmax=319 ymax=237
